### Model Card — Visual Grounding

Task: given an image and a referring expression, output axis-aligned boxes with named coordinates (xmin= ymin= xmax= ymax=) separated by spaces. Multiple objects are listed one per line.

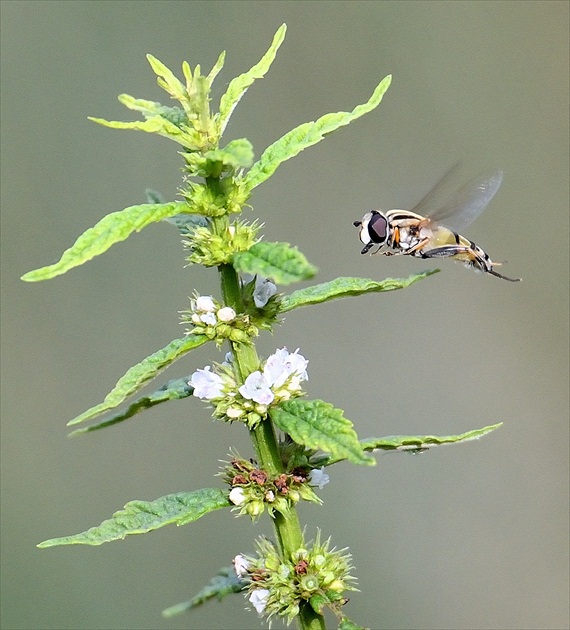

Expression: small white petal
xmin=253 ymin=276 xmax=277 ymax=308
xmin=309 ymin=467 xmax=330 ymax=489
xmin=239 ymin=371 xmax=274 ymax=405
xmin=195 ymin=295 xmax=216 ymax=312
xmin=217 ymin=306 xmax=236 ymax=322
xmin=189 ymin=366 xmax=224 ymax=400
xmin=264 ymin=347 xmax=308 ymax=388
xmin=200 ymin=312 xmax=217 ymax=326
xmin=249 ymin=588 xmax=270 ymax=614
xmin=288 ymin=351 xmax=308 ymax=380
xmin=263 ymin=348 xmax=290 ymax=387
xmin=229 ymin=487 xmax=246 ymax=506
xmin=233 ymin=554 xmax=250 ymax=577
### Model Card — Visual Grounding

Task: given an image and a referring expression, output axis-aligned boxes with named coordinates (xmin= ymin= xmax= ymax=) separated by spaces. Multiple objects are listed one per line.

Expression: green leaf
xmin=338 ymin=618 xmax=366 ymax=630
xmin=360 ymin=423 xmax=504 ymax=453
xmin=146 ymin=54 xmax=187 ymax=103
xmin=67 ymin=335 xmax=208 ymax=426
xmin=184 ymin=138 xmax=254 ymax=177
xmin=218 ymin=23 xmax=287 ymax=134
xmin=21 ymin=201 xmax=190 ymax=281
xmin=318 ymin=424 xmax=503 ymax=466
xmin=270 ymin=400 xmax=375 ymax=466
xmin=205 ymin=51 xmax=226 ymax=88
xmin=162 ymin=567 xmax=245 ymax=618
xmin=164 ymin=213 xmax=208 ymax=233
xmin=89 ymin=114 xmax=184 ymax=137
xmin=244 ymin=74 xmax=392 ymax=191
xmin=37 ymin=488 xmax=230 ymax=548
xmin=116 ymin=95 xmax=187 ymax=126
xmin=280 ymin=271 xmax=439 ymax=312
xmin=233 ymin=241 xmax=317 ymax=285
xmin=68 ymin=376 xmax=194 ymax=436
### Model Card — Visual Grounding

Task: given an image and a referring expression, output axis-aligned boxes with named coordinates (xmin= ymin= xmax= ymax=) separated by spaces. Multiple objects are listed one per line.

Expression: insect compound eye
xmin=367 ymin=212 xmax=388 ymax=244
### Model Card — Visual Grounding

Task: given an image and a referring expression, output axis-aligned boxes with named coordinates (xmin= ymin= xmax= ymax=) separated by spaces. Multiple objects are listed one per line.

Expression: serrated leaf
xmin=317 ymin=424 xmax=503 ymax=466
xmin=233 ymin=241 xmax=317 ymax=285
xmin=244 ymin=74 xmax=391 ymax=191
xmin=218 ymin=24 xmax=287 ymax=134
xmin=118 ymin=95 xmax=189 ymax=128
xmin=67 ymin=335 xmax=208 ymax=426
xmin=37 ymin=488 xmax=230 ymax=547
xmin=68 ymin=376 xmax=194 ymax=436
xmin=360 ymin=423 xmax=504 ymax=452
xmin=270 ymin=400 xmax=375 ymax=466
xmin=21 ymin=201 xmax=190 ymax=282
xmin=88 ymin=115 xmax=182 ymax=136
xmin=280 ymin=271 xmax=438 ymax=312
xmin=162 ymin=567 xmax=245 ymax=617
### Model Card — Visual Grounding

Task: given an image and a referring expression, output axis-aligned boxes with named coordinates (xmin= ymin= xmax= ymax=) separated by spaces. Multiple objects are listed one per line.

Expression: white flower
xmin=253 ymin=276 xmax=277 ymax=308
xmin=189 ymin=366 xmax=224 ymax=400
xmin=199 ymin=311 xmax=217 ymax=326
xmin=239 ymin=371 xmax=275 ymax=405
xmin=217 ymin=306 xmax=236 ymax=322
xmin=229 ymin=487 xmax=246 ymax=506
xmin=233 ymin=554 xmax=250 ymax=578
xmin=195 ymin=295 xmax=216 ymax=312
xmin=309 ymin=467 xmax=330 ymax=489
xmin=285 ymin=349 xmax=309 ymax=380
xmin=264 ymin=348 xmax=308 ymax=388
xmin=249 ymin=588 xmax=270 ymax=614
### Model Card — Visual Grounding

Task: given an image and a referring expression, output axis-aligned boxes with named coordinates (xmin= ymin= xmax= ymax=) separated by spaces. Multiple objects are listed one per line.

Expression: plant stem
xmin=299 ymin=603 xmax=327 ymax=630
xmin=216 ymin=257 xmax=326 ymax=630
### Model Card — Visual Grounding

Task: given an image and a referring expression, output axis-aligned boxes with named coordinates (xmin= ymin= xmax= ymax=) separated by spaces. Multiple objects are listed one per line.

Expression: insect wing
xmin=413 ymin=169 xmax=504 ymax=233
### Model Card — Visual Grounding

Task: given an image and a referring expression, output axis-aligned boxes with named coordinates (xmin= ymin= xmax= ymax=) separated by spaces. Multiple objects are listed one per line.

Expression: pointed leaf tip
xmin=218 ymin=24 xmax=288 ymax=133
xmin=244 ymin=73 xmax=392 ymax=191
xmin=21 ymin=201 xmax=189 ymax=282
xmin=37 ymin=488 xmax=231 ymax=547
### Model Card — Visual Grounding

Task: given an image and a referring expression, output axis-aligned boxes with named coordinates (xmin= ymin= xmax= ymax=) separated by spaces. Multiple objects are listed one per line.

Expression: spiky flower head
xmin=238 ymin=533 xmax=357 ymax=624
xmin=184 ymin=219 xmax=260 ymax=267
xmin=222 ymin=455 xmax=322 ymax=520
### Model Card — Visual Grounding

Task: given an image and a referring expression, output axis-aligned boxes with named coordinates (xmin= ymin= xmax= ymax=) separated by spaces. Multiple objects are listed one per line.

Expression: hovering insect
xmin=354 ymin=168 xmax=520 ymax=281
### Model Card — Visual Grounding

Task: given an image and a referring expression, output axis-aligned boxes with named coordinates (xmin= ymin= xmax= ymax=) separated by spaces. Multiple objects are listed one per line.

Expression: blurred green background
xmin=1 ymin=2 xmax=568 ymax=629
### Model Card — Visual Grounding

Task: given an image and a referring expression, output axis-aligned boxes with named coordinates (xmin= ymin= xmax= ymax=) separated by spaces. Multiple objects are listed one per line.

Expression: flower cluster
xmin=189 ymin=347 xmax=308 ymax=427
xmin=223 ymin=456 xmax=323 ymax=519
xmin=182 ymin=294 xmax=257 ymax=345
xmin=184 ymin=219 xmax=260 ymax=267
xmin=233 ymin=532 xmax=356 ymax=624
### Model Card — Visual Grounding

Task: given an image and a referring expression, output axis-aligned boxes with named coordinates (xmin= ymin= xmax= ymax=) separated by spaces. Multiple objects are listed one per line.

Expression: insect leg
xmin=417 ymin=245 xmax=471 ymax=259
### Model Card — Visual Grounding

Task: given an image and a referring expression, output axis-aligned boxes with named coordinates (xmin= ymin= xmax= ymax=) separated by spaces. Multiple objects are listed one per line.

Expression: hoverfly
xmin=354 ymin=168 xmax=521 ymax=281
